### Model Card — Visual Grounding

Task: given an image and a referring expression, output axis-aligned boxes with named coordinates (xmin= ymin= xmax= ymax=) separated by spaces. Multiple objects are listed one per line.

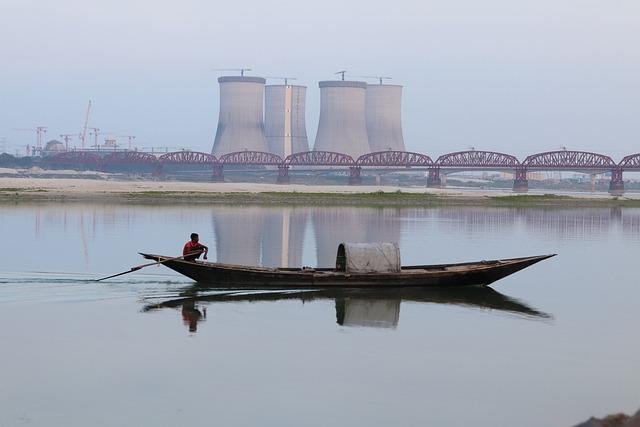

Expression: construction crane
xmin=265 ymin=76 xmax=297 ymax=86
xmin=13 ymin=126 xmax=47 ymax=154
xmin=60 ymin=134 xmax=74 ymax=150
xmin=212 ymin=68 xmax=252 ymax=76
xmin=88 ymin=127 xmax=101 ymax=148
xmin=334 ymin=70 xmax=347 ymax=81
xmin=118 ymin=135 xmax=136 ymax=150
xmin=80 ymin=100 xmax=92 ymax=149
xmin=350 ymin=75 xmax=392 ymax=85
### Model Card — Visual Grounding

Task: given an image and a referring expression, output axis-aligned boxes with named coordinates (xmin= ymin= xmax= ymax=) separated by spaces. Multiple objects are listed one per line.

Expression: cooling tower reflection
xmin=260 ymin=208 xmax=308 ymax=268
xmin=212 ymin=207 xmax=264 ymax=265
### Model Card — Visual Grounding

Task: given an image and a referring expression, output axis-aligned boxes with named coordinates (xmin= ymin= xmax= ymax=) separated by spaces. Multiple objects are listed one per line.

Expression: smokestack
xmin=212 ymin=76 xmax=268 ymax=156
xmin=365 ymin=84 xmax=405 ymax=152
xmin=265 ymin=85 xmax=309 ymax=157
xmin=313 ymin=81 xmax=370 ymax=158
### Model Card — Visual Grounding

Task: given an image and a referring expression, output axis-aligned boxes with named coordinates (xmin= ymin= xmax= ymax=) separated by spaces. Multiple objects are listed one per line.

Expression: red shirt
xmin=183 ymin=241 xmax=205 ymax=259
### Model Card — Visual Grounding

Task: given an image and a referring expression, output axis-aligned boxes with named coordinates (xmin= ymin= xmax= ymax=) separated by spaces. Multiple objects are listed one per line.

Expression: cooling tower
xmin=365 ymin=84 xmax=406 ymax=152
xmin=313 ymin=81 xmax=370 ymax=158
xmin=265 ymin=85 xmax=309 ymax=157
xmin=212 ymin=76 xmax=268 ymax=156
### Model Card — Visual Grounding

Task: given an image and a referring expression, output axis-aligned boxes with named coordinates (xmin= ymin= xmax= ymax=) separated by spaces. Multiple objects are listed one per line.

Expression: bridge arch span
xmin=523 ymin=150 xmax=615 ymax=170
xmin=220 ymin=151 xmax=282 ymax=165
xmin=356 ymin=151 xmax=433 ymax=167
xmin=283 ymin=151 xmax=355 ymax=166
xmin=159 ymin=151 xmax=216 ymax=165
xmin=102 ymin=151 xmax=158 ymax=165
xmin=436 ymin=150 xmax=520 ymax=169
xmin=618 ymin=153 xmax=640 ymax=169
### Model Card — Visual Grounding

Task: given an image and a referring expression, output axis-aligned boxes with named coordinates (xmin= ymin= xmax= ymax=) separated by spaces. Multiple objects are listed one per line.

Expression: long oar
xmin=95 ymin=251 xmax=203 ymax=282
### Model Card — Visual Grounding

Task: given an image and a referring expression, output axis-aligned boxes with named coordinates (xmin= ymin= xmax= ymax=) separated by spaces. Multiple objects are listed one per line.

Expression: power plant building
xmin=365 ymin=84 xmax=405 ymax=152
xmin=265 ymin=85 xmax=309 ymax=158
xmin=313 ymin=81 xmax=370 ymax=158
xmin=212 ymin=76 xmax=268 ymax=157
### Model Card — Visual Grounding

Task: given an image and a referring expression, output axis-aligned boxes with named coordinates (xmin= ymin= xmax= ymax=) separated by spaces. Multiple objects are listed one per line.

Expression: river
xmin=0 ymin=203 xmax=638 ymax=426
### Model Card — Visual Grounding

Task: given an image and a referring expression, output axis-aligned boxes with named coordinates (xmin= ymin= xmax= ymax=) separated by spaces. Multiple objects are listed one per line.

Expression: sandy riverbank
xmin=1 ymin=176 xmax=638 ymax=206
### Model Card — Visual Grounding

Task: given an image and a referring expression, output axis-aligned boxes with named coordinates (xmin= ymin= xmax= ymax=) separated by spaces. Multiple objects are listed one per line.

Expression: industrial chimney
xmin=265 ymin=84 xmax=309 ymax=158
xmin=212 ymin=76 xmax=268 ymax=156
xmin=365 ymin=84 xmax=405 ymax=152
xmin=313 ymin=81 xmax=370 ymax=158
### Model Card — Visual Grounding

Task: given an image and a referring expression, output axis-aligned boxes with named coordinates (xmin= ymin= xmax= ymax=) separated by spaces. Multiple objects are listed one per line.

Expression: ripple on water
xmin=0 ymin=271 xmax=193 ymax=304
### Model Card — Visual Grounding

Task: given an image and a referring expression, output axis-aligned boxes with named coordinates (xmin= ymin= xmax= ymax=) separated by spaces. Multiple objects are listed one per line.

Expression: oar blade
xmin=94 ymin=268 xmax=138 ymax=282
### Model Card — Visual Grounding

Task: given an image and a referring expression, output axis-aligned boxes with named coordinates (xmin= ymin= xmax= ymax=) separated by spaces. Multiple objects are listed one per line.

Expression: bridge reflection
xmin=432 ymin=207 xmax=622 ymax=240
xmin=142 ymin=286 xmax=551 ymax=332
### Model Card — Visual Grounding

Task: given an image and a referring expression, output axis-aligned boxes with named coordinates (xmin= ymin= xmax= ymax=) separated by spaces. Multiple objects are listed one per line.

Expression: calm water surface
xmin=1 ymin=203 xmax=639 ymax=426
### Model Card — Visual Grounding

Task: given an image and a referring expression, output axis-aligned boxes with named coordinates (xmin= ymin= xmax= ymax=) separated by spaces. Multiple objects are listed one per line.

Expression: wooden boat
xmin=140 ymin=249 xmax=555 ymax=288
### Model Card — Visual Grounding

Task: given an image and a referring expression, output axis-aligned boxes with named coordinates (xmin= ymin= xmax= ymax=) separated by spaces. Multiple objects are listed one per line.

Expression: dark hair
xmin=190 ymin=233 xmax=198 ymax=239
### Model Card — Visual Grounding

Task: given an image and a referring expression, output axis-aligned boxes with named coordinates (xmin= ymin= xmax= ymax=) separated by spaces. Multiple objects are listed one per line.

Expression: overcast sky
xmin=1 ymin=0 xmax=638 ymax=158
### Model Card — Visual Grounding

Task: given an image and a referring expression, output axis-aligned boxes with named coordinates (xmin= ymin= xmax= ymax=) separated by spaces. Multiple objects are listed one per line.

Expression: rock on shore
xmin=574 ymin=409 xmax=640 ymax=427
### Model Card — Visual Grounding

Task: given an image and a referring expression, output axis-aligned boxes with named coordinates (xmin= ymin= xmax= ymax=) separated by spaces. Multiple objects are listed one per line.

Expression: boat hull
xmin=140 ymin=254 xmax=555 ymax=288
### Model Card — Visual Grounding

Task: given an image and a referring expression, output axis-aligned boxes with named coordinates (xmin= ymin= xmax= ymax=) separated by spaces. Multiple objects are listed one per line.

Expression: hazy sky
xmin=1 ymin=0 xmax=638 ymax=158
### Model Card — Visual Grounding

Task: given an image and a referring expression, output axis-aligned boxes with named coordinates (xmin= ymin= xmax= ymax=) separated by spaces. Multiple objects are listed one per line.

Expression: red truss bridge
xmin=277 ymin=151 xmax=357 ymax=183
xmin=45 ymin=148 xmax=640 ymax=195
xmin=158 ymin=151 xmax=217 ymax=165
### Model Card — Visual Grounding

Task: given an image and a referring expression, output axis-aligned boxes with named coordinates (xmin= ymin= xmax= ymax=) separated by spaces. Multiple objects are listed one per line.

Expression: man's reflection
xmin=181 ymin=300 xmax=206 ymax=333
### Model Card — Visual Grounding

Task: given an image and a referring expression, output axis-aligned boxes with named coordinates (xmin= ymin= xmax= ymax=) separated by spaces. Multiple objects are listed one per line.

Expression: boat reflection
xmin=142 ymin=286 xmax=551 ymax=332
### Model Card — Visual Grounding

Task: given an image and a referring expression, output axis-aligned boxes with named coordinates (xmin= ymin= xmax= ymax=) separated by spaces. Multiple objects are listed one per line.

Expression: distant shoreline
xmin=1 ymin=177 xmax=640 ymax=207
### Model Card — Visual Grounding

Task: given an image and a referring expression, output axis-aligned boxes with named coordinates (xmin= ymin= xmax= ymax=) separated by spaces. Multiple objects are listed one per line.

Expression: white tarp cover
xmin=337 ymin=242 xmax=401 ymax=274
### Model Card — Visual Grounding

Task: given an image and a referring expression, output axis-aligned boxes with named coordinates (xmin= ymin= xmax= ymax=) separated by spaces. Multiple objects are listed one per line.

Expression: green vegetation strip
xmin=0 ymin=187 xmax=47 ymax=193
xmin=2 ymin=188 xmax=640 ymax=207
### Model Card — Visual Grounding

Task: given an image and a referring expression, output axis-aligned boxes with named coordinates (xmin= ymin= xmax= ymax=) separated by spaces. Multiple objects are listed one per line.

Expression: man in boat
xmin=183 ymin=233 xmax=208 ymax=262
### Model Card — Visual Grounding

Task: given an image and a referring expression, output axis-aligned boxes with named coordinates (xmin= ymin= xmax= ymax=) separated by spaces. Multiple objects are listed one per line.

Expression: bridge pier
xmin=211 ymin=163 xmax=224 ymax=182
xmin=512 ymin=167 xmax=529 ymax=192
xmin=349 ymin=166 xmax=362 ymax=185
xmin=154 ymin=164 xmax=164 ymax=179
xmin=426 ymin=167 xmax=441 ymax=188
xmin=276 ymin=166 xmax=290 ymax=184
xmin=609 ymin=168 xmax=624 ymax=196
